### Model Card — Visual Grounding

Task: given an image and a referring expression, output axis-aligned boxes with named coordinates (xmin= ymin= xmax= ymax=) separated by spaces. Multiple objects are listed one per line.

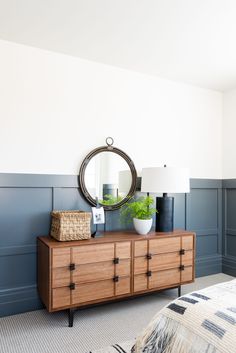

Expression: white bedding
xmin=133 ymin=280 xmax=236 ymax=353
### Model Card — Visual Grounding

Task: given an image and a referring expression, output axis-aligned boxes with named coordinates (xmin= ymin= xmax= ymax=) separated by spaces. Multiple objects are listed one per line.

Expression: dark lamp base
xmin=155 ymin=196 xmax=174 ymax=232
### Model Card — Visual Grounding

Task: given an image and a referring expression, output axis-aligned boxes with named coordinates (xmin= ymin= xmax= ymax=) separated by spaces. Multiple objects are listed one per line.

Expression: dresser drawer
xmin=134 ymin=274 xmax=148 ymax=292
xmin=52 ymin=248 xmax=71 ymax=268
xmin=72 ymin=279 xmax=114 ymax=304
xmin=182 ymin=250 xmax=193 ymax=266
xmin=52 ymin=267 xmax=71 ymax=288
xmin=52 ymin=287 xmax=71 ymax=309
xmin=115 ymin=277 xmax=131 ymax=296
xmin=73 ymin=261 xmax=114 ymax=283
xmin=134 ymin=240 xmax=148 ymax=257
xmin=72 ymin=243 xmax=114 ymax=265
xmin=149 ymin=268 xmax=180 ymax=289
xmin=182 ymin=235 xmax=194 ymax=250
xmin=181 ymin=266 xmax=194 ymax=283
xmin=149 ymin=237 xmax=181 ymax=254
xmin=134 ymin=257 xmax=148 ymax=275
xmin=116 ymin=242 xmax=131 ymax=259
xmin=149 ymin=252 xmax=180 ymax=272
xmin=116 ymin=259 xmax=131 ymax=277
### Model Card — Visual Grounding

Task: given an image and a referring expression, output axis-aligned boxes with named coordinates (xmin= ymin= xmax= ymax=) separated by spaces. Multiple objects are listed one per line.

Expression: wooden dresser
xmin=38 ymin=230 xmax=195 ymax=326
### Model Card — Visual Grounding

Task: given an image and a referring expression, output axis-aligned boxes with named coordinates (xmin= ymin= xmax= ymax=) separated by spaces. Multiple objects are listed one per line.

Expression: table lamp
xmin=141 ymin=166 xmax=190 ymax=232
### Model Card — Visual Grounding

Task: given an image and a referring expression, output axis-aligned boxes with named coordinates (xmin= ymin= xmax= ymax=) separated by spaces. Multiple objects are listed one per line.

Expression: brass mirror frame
xmin=79 ymin=142 xmax=137 ymax=211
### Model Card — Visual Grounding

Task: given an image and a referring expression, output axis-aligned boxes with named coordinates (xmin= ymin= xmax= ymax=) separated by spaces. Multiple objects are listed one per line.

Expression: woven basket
xmin=50 ymin=210 xmax=91 ymax=241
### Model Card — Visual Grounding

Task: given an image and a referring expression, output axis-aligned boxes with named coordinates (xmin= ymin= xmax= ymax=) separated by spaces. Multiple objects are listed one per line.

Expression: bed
xmin=90 ymin=280 xmax=236 ymax=353
xmin=133 ymin=279 xmax=236 ymax=353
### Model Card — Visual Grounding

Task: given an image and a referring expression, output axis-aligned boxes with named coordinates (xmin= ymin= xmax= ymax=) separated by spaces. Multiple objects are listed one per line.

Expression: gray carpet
xmin=0 ymin=274 xmax=233 ymax=353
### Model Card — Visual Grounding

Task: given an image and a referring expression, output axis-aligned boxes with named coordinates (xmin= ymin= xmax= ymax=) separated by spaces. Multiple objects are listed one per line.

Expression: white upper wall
xmin=0 ymin=39 xmax=223 ymax=178
xmin=223 ymin=89 xmax=236 ymax=178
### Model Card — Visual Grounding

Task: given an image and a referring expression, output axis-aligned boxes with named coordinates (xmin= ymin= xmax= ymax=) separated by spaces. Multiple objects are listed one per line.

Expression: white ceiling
xmin=0 ymin=0 xmax=236 ymax=91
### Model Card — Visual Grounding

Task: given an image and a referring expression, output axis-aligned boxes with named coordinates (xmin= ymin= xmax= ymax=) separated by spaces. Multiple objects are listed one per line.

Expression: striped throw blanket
xmin=133 ymin=279 xmax=236 ymax=353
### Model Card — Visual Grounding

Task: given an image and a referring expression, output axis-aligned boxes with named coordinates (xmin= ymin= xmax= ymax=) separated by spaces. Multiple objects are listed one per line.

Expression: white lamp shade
xmin=141 ymin=167 xmax=190 ymax=194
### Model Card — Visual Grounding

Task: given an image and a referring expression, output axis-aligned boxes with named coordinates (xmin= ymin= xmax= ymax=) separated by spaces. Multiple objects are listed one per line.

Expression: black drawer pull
xmin=146 ymin=253 xmax=152 ymax=260
xmin=113 ymin=257 xmax=120 ymax=264
xmin=146 ymin=271 xmax=152 ymax=277
xmin=69 ymin=263 xmax=75 ymax=271
xmin=69 ymin=283 xmax=75 ymax=290
xmin=179 ymin=265 xmax=185 ymax=271
xmin=113 ymin=276 xmax=119 ymax=282
xmin=180 ymin=249 xmax=185 ymax=255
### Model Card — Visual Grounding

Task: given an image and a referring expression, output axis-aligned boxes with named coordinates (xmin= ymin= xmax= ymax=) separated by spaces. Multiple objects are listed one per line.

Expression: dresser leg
xmin=178 ymin=286 xmax=181 ymax=297
xmin=68 ymin=308 xmax=74 ymax=327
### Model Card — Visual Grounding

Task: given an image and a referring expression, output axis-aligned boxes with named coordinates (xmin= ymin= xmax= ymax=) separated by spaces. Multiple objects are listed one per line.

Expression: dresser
xmin=38 ymin=230 xmax=195 ymax=326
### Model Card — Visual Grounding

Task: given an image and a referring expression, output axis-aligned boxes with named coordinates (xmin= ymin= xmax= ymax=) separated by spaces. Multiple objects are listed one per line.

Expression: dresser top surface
xmin=38 ymin=229 xmax=195 ymax=248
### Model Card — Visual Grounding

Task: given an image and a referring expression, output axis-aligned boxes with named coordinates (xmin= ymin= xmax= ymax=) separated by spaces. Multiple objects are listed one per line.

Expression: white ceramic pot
xmin=133 ymin=218 xmax=153 ymax=235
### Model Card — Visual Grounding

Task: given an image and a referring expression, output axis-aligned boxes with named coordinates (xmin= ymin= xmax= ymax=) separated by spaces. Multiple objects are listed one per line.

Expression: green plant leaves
xmin=120 ymin=196 xmax=157 ymax=225
xmin=99 ymin=194 xmax=123 ymax=205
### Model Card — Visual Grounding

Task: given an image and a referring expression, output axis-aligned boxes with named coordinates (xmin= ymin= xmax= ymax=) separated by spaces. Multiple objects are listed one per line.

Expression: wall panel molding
xmin=196 ymin=254 xmax=222 ymax=277
xmin=222 ymin=180 xmax=236 ymax=188
xmin=0 ymin=173 xmax=79 ymax=188
xmin=0 ymin=285 xmax=41 ymax=317
xmin=222 ymin=180 xmax=236 ymax=276
xmin=191 ymin=229 xmax=218 ymax=236
xmin=190 ymin=179 xmax=222 ymax=189
xmin=222 ymin=255 xmax=236 ymax=277
xmin=0 ymin=244 xmax=36 ymax=256
xmin=226 ymin=229 xmax=236 ymax=236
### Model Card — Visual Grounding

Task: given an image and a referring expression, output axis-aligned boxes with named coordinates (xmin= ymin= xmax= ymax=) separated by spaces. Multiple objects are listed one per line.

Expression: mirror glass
xmin=84 ymin=151 xmax=132 ymax=206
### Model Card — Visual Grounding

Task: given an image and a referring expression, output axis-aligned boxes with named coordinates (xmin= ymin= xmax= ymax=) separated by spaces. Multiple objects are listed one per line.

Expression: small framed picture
xmin=92 ymin=207 xmax=105 ymax=225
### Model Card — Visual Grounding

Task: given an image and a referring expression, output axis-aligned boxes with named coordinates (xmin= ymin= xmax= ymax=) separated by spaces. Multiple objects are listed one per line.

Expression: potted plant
xmin=120 ymin=195 xmax=157 ymax=235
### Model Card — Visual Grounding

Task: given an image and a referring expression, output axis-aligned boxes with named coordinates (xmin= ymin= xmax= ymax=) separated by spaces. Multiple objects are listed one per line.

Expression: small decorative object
xmin=91 ymin=198 xmax=106 ymax=238
xmin=141 ymin=165 xmax=190 ymax=232
xmin=120 ymin=196 xmax=156 ymax=235
xmin=50 ymin=210 xmax=91 ymax=241
xmin=92 ymin=206 xmax=105 ymax=224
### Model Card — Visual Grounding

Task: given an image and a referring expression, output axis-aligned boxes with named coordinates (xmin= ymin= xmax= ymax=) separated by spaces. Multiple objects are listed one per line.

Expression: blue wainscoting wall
xmin=222 ymin=179 xmax=236 ymax=276
xmin=0 ymin=174 xmax=223 ymax=317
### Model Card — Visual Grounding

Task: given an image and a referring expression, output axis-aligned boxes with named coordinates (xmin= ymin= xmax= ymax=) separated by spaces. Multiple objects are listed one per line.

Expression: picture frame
xmin=92 ymin=206 xmax=105 ymax=225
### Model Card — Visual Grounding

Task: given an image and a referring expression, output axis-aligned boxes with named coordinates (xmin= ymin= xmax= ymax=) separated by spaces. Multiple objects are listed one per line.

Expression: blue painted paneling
xmin=0 ymin=186 xmax=52 ymax=316
xmin=196 ymin=235 xmax=218 ymax=257
xmin=0 ymin=174 xmax=223 ymax=317
xmin=222 ymin=255 xmax=236 ymax=277
xmin=0 ymin=173 xmax=78 ymax=187
xmin=186 ymin=186 xmax=222 ymax=276
xmin=173 ymin=193 xmax=186 ymax=229
xmin=53 ymin=188 xmax=90 ymax=212
xmin=226 ymin=189 xmax=236 ymax=229
xmin=188 ymin=189 xmax=218 ymax=231
xmin=222 ymin=180 xmax=236 ymax=276
xmin=196 ymin=255 xmax=222 ymax=277
xmin=0 ymin=188 xmax=52 ymax=246
xmin=0 ymin=253 xmax=37 ymax=290
xmin=105 ymin=209 xmax=126 ymax=231
xmin=0 ymin=285 xmax=41 ymax=317
xmin=226 ymin=235 xmax=236 ymax=257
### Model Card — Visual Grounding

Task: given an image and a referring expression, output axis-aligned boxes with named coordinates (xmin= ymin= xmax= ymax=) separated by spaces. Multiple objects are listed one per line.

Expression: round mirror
xmin=79 ymin=140 xmax=137 ymax=210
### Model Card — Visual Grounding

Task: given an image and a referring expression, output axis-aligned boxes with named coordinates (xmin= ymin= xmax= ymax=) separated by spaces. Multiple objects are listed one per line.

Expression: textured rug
xmin=0 ymin=274 xmax=233 ymax=353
